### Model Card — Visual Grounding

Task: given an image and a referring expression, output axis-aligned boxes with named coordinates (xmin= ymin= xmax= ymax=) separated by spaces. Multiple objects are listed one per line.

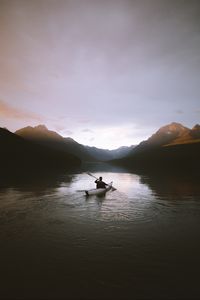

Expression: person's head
xmin=99 ymin=176 xmax=102 ymax=181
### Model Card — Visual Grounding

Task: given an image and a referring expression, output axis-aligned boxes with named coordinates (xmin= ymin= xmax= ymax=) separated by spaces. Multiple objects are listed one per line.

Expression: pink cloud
xmin=0 ymin=100 xmax=42 ymax=121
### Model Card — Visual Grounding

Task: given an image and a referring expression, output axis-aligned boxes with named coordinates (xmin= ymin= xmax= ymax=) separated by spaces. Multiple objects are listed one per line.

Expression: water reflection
xmin=139 ymin=171 xmax=200 ymax=199
xmin=0 ymin=164 xmax=200 ymax=299
xmin=0 ymin=169 xmax=74 ymax=194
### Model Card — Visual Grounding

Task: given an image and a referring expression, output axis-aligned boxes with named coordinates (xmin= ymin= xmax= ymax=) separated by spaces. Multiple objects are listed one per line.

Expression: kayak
xmin=85 ymin=182 xmax=113 ymax=196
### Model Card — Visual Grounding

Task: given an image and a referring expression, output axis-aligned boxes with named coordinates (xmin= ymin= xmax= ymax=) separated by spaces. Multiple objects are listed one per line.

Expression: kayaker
xmin=95 ymin=177 xmax=107 ymax=189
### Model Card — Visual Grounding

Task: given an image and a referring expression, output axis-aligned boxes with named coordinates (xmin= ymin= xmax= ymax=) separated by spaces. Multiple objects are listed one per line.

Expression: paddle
xmin=86 ymin=172 xmax=117 ymax=191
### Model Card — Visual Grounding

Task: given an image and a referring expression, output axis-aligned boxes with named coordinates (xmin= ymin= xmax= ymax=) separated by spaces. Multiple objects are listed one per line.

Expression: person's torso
xmin=97 ymin=181 xmax=106 ymax=189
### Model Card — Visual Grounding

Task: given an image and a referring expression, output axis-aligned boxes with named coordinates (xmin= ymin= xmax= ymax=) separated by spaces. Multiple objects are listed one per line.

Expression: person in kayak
xmin=95 ymin=177 xmax=108 ymax=189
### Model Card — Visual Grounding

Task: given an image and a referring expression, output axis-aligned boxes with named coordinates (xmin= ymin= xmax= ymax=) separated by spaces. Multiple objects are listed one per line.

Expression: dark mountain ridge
xmin=132 ymin=122 xmax=189 ymax=151
xmin=111 ymin=122 xmax=200 ymax=172
xmin=15 ymin=125 xmax=95 ymax=162
xmin=0 ymin=127 xmax=81 ymax=172
xmin=15 ymin=125 xmax=136 ymax=161
xmin=85 ymin=145 xmax=136 ymax=161
xmin=3 ymin=122 xmax=200 ymax=172
xmin=15 ymin=125 xmax=63 ymax=141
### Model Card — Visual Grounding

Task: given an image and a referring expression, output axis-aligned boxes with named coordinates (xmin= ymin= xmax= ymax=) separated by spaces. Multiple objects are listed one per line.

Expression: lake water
xmin=0 ymin=163 xmax=200 ymax=299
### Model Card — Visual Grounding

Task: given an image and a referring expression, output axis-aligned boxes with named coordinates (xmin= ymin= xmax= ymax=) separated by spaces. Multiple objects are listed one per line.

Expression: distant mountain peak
xmin=192 ymin=124 xmax=200 ymax=130
xmin=34 ymin=124 xmax=48 ymax=131
xmin=135 ymin=122 xmax=190 ymax=149
xmin=156 ymin=122 xmax=189 ymax=134
xmin=14 ymin=124 xmax=95 ymax=161
xmin=190 ymin=124 xmax=200 ymax=139
xmin=15 ymin=124 xmax=63 ymax=141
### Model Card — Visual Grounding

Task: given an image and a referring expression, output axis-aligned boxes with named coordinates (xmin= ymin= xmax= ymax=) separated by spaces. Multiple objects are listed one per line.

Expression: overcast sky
xmin=0 ymin=0 xmax=200 ymax=149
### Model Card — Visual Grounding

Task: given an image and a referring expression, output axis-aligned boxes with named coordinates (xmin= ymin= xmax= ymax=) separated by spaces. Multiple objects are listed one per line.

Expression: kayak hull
xmin=85 ymin=182 xmax=113 ymax=196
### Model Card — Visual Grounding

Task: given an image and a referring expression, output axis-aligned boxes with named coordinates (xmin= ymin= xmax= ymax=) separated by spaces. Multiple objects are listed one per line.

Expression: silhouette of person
xmin=95 ymin=177 xmax=107 ymax=189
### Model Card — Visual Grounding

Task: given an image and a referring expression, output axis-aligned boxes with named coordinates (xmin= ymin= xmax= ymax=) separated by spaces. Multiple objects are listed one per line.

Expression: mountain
xmin=63 ymin=137 xmax=97 ymax=161
xmin=15 ymin=125 xmax=63 ymax=141
xmin=15 ymin=124 xmax=136 ymax=162
xmin=0 ymin=127 xmax=81 ymax=172
xmin=85 ymin=145 xmax=136 ymax=161
xmin=133 ymin=122 xmax=190 ymax=151
xmin=15 ymin=125 xmax=95 ymax=162
xmin=111 ymin=122 xmax=200 ymax=172
xmin=165 ymin=124 xmax=200 ymax=145
xmin=126 ymin=122 xmax=200 ymax=154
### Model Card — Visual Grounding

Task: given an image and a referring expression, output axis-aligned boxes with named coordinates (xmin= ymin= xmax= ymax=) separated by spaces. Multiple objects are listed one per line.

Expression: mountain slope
xmin=132 ymin=122 xmax=190 ymax=152
xmin=15 ymin=124 xmax=136 ymax=161
xmin=15 ymin=125 xmax=63 ymax=141
xmin=165 ymin=124 xmax=200 ymax=145
xmin=111 ymin=122 xmax=200 ymax=171
xmin=85 ymin=145 xmax=136 ymax=161
xmin=0 ymin=127 xmax=81 ymax=171
xmin=15 ymin=125 xmax=95 ymax=162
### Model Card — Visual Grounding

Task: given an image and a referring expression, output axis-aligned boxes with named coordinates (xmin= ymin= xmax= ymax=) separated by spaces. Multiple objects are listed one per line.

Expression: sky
xmin=0 ymin=0 xmax=200 ymax=149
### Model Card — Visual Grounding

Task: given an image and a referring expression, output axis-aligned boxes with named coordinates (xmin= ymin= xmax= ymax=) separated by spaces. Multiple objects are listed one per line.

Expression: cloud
xmin=54 ymin=124 xmax=67 ymax=132
xmin=82 ymin=128 xmax=94 ymax=133
xmin=62 ymin=129 xmax=73 ymax=136
xmin=0 ymin=100 xmax=42 ymax=121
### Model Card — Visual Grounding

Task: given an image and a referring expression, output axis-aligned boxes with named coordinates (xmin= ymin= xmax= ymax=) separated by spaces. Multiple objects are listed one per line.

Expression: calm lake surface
xmin=0 ymin=163 xmax=200 ymax=300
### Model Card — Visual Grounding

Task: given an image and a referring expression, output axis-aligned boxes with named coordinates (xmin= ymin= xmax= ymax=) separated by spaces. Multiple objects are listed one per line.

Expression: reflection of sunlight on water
xmin=66 ymin=172 xmax=152 ymax=197
xmin=54 ymin=172 xmax=156 ymax=224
